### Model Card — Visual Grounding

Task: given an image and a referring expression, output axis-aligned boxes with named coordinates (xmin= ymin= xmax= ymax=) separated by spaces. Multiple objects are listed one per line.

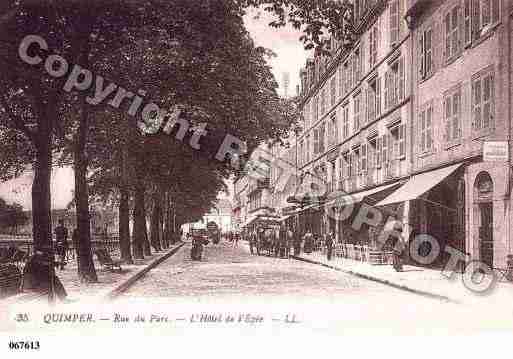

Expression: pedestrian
xmin=71 ymin=228 xmax=79 ymax=265
xmin=303 ymin=229 xmax=313 ymax=254
xmin=286 ymin=227 xmax=293 ymax=258
xmin=293 ymin=228 xmax=301 ymax=256
xmin=233 ymin=232 xmax=240 ymax=248
xmin=54 ymin=219 xmax=68 ymax=270
xmin=325 ymin=230 xmax=334 ymax=261
xmin=249 ymin=231 xmax=255 ymax=255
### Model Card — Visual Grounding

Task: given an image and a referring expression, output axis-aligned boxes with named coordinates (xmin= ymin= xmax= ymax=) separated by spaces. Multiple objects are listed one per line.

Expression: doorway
xmin=475 ymin=172 xmax=494 ymax=268
xmin=479 ymin=202 xmax=493 ymax=268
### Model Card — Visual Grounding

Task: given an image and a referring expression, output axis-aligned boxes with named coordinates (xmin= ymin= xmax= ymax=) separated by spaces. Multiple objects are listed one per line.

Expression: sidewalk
xmin=2 ymin=242 xmax=185 ymax=305
xmin=293 ymin=251 xmax=513 ymax=305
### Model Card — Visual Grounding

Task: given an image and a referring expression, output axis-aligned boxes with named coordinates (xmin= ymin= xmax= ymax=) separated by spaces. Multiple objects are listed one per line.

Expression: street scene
xmin=1 ymin=0 xmax=513 ymax=346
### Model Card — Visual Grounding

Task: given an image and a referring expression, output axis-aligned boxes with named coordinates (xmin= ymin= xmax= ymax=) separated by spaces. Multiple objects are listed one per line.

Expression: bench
xmin=0 ymin=264 xmax=22 ymax=299
xmin=94 ymin=249 xmax=123 ymax=272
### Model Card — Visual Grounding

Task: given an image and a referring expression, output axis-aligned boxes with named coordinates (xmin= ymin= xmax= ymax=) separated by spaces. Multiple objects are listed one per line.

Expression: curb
xmin=104 ymin=242 xmax=186 ymax=300
xmin=292 ymin=255 xmax=458 ymax=303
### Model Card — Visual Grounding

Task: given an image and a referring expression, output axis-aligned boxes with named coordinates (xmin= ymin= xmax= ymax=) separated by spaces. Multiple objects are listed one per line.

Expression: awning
xmin=376 ymin=163 xmax=463 ymax=206
xmin=326 ymin=182 xmax=402 ymax=207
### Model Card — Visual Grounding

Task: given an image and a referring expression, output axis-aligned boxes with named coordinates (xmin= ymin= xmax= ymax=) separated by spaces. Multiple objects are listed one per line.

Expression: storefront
xmin=377 ymin=161 xmax=512 ymax=269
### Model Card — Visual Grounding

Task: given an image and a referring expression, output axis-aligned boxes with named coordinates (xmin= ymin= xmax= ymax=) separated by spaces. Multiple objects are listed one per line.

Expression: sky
xmin=0 ymin=9 xmax=309 ymax=210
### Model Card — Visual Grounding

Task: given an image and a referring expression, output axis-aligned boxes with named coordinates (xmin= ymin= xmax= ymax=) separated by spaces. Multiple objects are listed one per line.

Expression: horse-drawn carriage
xmin=255 ymin=224 xmax=288 ymax=257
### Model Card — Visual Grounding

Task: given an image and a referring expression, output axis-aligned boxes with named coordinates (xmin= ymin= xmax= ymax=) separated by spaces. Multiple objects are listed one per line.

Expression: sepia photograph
xmin=0 ymin=0 xmax=512 ymax=355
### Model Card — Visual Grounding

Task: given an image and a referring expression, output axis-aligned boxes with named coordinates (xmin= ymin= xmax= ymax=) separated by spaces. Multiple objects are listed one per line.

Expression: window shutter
xmin=427 ymin=106 xmax=433 ymax=150
xmin=453 ymin=92 xmax=461 ymax=139
xmin=376 ymin=77 xmax=382 ymax=116
xmin=399 ymin=124 xmax=405 ymax=158
xmin=419 ymin=32 xmax=425 ymax=79
xmin=472 ymin=78 xmax=482 ymax=130
xmin=420 ymin=110 xmax=425 ymax=152
xmin=384 ymin=71 xmax=389 ymax=109
xmin=471 ymin=0 xmax=479 ymax=41
xmin=361 ymin=143 xmax=367 ymax=174
xmin=390 ymin=1 xmax=399 ymax=45
xmin=492 ymin=0 xmax=499 ymax=24
xmin=361 ymin=39 xmax=365 ymax=78
xmin=444 ymin=13 xmax=450 ymax=61
xmin=382 ymin=134 xmax=388 ymax=164
xmin=399 ymin=57 xmax=405 ymax=100
xmin=464 ymin=0 xmax=471 ymax=45
xmin=444 ymin=97 xmax=450 ymax=142
xmin=376 ymin=136 xmax=382 ymax=168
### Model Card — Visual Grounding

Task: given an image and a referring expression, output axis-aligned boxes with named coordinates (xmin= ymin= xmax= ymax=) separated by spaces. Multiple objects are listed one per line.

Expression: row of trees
xmin=0 ymin=0 xmax=352 ymax=284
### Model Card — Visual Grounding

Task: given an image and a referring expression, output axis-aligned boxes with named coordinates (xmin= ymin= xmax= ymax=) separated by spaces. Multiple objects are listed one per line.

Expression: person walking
xmin=293 ymin=226 xmax=302 ymax=256
xmin=325 ymin=230 xmax=334 ymax=261
xmin=286 ymin=227 xmax=293 ymax=258
xmin=54 ymin=219 xmax=68 ymax=270
xmin=303 ymin=229 xmax=313 ymax=254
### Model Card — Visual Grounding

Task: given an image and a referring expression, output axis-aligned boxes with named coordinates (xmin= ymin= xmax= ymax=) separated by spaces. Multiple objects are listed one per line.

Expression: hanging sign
xmin=483 ymin=141 xmax=508 ymax=162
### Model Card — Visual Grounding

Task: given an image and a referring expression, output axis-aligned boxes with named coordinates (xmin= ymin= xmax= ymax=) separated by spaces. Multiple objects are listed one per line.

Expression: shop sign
xmin=483 ymin=141 xmax=508 ymax=162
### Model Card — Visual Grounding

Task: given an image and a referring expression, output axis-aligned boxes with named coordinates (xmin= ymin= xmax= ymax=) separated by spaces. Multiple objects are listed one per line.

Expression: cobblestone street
xmin=112 ymin=240 xmax=513 ymax=334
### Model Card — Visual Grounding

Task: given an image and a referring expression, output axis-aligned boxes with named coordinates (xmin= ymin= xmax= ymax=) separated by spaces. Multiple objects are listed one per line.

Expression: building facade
xmin=267 ymin=0 xmax=512 ymax=269
xmin=402 ymin=0 xmax=512 ymax=268
xmin=292 ymin=0 xmax=413 ymax=246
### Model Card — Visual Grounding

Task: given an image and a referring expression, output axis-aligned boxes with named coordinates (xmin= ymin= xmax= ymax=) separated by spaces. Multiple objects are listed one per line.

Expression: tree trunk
xmin=119 ymin=188 xmax=133 ymax=263
xmin=32 ymin=112 xmax=53 ymax=253
xmin=119 ymin=145 xmax=133 ymax=263
xmin=150 ymin=194 xmax=162 ymax=252
xmin=133 ymin=181 xmax=146 ymax=260
xmin=143 ymin=214 xmax=151 ymax=257
xmin=74 ymin=103 xmax=97 ymax=283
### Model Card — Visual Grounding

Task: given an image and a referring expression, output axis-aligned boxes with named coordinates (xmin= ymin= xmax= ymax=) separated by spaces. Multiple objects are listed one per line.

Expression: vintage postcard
xmin=1 ymin=0 xmax=513 ymax=356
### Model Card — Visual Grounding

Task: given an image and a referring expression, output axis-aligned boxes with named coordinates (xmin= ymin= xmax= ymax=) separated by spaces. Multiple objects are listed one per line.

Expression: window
xmin=354 ymin=93 xmax=362 ymax=131
xmin=346 ymin=58 xmax=353 ymax=91
xmin=342 ymin=105 xmax=349 ymax=139
xmin=419 ymin=27 xmax=433 ymax=79
xmin=382 ymin=133 xmax=388 ymax=165
xmin=367 ymin=77 xmax=381 ymax=122
xmin=368 ymin=138 xmax=377 ymax=171
xmin=338 ymin=155 xmax=347 ymax=189
xmin=319 ymin=121 xmax=326 ymax=153
xmin=398 ymin=124 xmax=405 ymax=158
xmin=299 ymin=140 xmax=306 ymax=166
xmin=313 ymin=128 xmax=319 ymax=155
xmin=313 ymin=96 xmax=319 ymax=123
xmin=444 ymin=5 xmax=461 ymax=61
xmin=384 ymin=57 xmax=405 ymax=109
xmin=419 ymin=103 xmax=433 ymax=152
xmin=330 ymin=77 xmax=336 ymax=108
xmin=306 ymin=134 xmax=311 ymax=162
xmin=339 ymin=65 xmax=345 ymax=98
xmin=389 ymin=0 xmax=399 ymax=45
xmin=321 ymin=87 xmax=326 ymax=115
xmin=472 ymin=68 xmax=494 ymax=131
xmin=361 ymin=142 xmax=367 ymax=174
xmin=376 ymin=136 xmax=382 ymax=168
xmin=443 ymin=86 xmax=462 ymax=142
xmin=464 ymin=0 xmax=472 ymax=45
xmin=352 ymin=50 xmax=360 ymax=85
xmin=350 ymin=148 xmax=360 ymax=178
xmin=328 ymin=113 xmax=337 ymax=147
xmin=473 ymin=0 xmax=500 ymax=37
xmin=369 ymin=24 xmax=379 ymax=66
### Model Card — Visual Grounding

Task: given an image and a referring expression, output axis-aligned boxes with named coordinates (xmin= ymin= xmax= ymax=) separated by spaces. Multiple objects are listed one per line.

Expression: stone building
xmin=292 ymin=0 xmax=413 ymax=245
xmin=385 ymin=0 xmax=512 ymax=268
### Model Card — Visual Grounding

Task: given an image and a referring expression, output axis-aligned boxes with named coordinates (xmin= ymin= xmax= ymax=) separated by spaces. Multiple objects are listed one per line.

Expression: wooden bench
xmin=0 ymin=264 xmax=22 ymax=299
xmin=94 ymin=249 xmax=123 ymax=272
